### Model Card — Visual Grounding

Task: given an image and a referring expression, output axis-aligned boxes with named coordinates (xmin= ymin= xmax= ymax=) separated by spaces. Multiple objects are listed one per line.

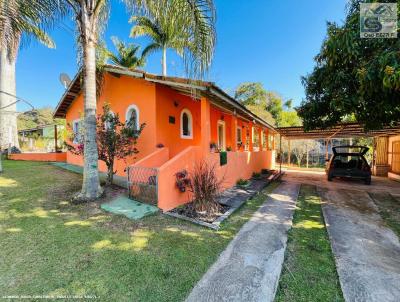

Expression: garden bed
xmin=165 ymin=170 xmax=283 ymax=230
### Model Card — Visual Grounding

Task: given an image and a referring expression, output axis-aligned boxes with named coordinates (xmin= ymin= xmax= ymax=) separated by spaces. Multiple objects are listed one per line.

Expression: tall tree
xmin=234 ymin=82 xmax=301 ymax=127
xmin=0 ymin=0 xmax=62 ymax=150
xmin=129 ymin=0 xmax=216 ymax=77
xmin=64 ymin=0 xmax=216 ymax=200
xmin=299 ymin=0 xmax=400 ymax=131
xmin=107 ymin=36 xmax=146 ymax=69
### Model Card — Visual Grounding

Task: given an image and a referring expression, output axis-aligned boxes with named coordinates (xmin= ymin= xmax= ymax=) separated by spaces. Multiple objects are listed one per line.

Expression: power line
xmin=0 ymin=90 xmax=35 ymax=111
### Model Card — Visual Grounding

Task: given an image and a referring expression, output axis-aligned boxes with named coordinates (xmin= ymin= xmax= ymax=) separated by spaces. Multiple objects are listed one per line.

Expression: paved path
xmin=186 ymin=182 xmax=299 ymax=302
xmin=318 ymin=187 xmax=400 ymax=302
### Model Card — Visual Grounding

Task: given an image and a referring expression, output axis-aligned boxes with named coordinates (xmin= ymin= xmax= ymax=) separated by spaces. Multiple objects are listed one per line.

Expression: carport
xmin=277 ymin=122 xmax=400 ymax=178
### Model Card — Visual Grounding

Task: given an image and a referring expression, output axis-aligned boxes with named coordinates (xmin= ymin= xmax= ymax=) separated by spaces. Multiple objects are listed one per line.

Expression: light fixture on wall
xmin=174 ymin=100 xmax=179 ymax=107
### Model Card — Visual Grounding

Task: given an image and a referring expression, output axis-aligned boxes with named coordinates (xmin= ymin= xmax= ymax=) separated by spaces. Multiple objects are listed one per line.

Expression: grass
xmin=275 ymin=185 xmax=343 ymax=302
xmin=369 ymin=192 xmax=400 ymax=236
xmin=0 ymin=160 xmax=279 ymax=302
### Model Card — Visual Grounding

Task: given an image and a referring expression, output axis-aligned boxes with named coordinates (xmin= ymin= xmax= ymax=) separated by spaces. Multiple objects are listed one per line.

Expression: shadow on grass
xmin=0 ymin=160 xmax=279 ymax=301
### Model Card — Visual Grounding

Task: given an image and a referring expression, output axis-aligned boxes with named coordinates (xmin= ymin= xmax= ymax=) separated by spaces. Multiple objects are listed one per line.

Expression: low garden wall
xmin=9 ymin=152 xmax=67 ymax=162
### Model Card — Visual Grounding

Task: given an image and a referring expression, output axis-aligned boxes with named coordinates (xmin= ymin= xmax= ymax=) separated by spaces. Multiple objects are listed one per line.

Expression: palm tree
xmin=64 ymin=0 xmax=215 ymax=200
xmin=130 ymin=0 xmax=216 ymax=77
xmin=107 ymin=36 xmax=146 ymax=69
xmin=0 ymin=0 xmax=62 ymax=150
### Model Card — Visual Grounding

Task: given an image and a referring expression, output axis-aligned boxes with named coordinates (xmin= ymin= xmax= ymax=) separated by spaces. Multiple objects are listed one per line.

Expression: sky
xmin=15 ymin=0 xmax=348 ymax=112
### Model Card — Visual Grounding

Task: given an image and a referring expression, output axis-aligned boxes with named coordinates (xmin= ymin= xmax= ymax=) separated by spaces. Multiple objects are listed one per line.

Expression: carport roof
xmin=278 ymin=123 xmax=400 ymax=139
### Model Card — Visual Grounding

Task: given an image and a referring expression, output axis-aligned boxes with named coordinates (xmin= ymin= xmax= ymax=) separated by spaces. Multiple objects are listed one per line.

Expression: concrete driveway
xmin=283 ymin=170 xmax=400 ymax=302
xmin=283 ymin=169 xmax=400 ymax=195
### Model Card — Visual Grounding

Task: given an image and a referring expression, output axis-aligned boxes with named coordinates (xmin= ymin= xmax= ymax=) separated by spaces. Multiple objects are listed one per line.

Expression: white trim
xmin=126 ymin=104 xmax=140 ymax=130
xmin=180 ymin=108 xmax=193 ymax=139
xmin=217 ymin=120 xmax=226 ymax=151
xmin=105 ymin=110 xmax=115 ymax=130
xmin=72 ymin=118 xmax=81 ymax=144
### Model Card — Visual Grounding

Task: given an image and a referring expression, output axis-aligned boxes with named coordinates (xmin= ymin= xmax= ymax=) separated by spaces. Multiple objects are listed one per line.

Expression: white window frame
xmin=105 ymin=110 xmax=115 ymax=130
xmin=217 ymin=120 xmax=226 ymax=151
xmin=125 ymin=104 xmax=140 ymax=130
xmin=236 ymin=126 xmax=242 ymax=144
xmin=72 ymin=118 xmax=81 ymax=144
xmin=180 ymin=108 xmax=193 ymax=139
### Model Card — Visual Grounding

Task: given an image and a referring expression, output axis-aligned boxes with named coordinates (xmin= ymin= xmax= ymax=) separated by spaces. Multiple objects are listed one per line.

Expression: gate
xmin=127 ymin=166 xmax=158 ymax=206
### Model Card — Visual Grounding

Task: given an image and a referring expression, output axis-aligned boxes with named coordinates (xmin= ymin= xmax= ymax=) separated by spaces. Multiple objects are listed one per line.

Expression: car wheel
xmin=328 ymin=175 xmax=333 ymax=181
xmin=365 ymin=178 xmax=371 ymax=185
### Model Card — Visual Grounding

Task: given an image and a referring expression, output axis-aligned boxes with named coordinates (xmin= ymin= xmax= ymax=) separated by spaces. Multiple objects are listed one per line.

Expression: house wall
xmin=9 ymin=152 xmax=67 ymax=162
xmin=65 ymin=74 xmax=157 ymax=176
xmin=388 ymin=135 xmax=400 ymax=180
xmin=63 ymin=73 xmax=276 ymax=210
xmin=155 ymin=85 xmax=202 ymax=158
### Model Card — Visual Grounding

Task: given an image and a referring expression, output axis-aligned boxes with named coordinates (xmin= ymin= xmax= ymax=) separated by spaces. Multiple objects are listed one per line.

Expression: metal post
xmin=306 ymin=142 xmax=309 ymax=169
xmin=54 ymin=125 xmax=58 ymax=152
xmin=279 ymin=134 xmax=282 ymax=174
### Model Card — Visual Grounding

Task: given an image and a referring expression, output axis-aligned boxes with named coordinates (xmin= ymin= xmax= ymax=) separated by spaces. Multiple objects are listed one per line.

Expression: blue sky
xmin=15 ymin=0 xmax=347 ymax=112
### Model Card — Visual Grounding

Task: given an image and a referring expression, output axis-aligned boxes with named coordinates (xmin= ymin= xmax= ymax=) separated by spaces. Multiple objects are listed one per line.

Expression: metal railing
xmin=127 ymin=166 xmax=159 ymax=205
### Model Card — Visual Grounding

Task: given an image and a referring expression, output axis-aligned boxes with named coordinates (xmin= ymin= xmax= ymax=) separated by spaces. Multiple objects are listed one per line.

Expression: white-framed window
xmin=180 ymin=109 xmax=193 ymax=139
xmin=236 ymin=127 xmax=242 ymax=144
xmin=217 ymin=120 xmax=226 ymax=151
xmin=126 ymin=104 xmax=139 ymax=130
xmin=72 ymin=119 xmax=81 ymax=144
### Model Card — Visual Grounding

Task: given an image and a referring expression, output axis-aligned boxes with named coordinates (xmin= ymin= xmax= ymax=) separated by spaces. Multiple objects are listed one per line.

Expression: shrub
xmin=261 ymin=168 xmax=270 ymax=175
xmin=252 ymin=172 xmax=261 ymax=179
xmin=236 ymin=178 xmax=249 ymax=186
xmin=189 ymin=161 xmax=222 ymax=214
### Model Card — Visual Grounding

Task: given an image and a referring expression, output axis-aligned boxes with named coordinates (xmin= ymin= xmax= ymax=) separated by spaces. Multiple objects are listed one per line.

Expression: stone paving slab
xmin=186 ymin=181 xmax=299 ymax=302
xmin=318 ymin=187 xmax=400 ymax=302
xmin=101 ymin=195 xmax=158 ymax=220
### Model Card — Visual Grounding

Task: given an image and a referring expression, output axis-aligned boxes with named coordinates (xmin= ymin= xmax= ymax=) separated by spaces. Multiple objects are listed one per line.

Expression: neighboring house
xmin=54 ymin=65 xmax=277 ymax=210
xmin=382 ymin=135 xmax=400 ymax=181
xmin=19 ymin=124 xmax=64 ymax=152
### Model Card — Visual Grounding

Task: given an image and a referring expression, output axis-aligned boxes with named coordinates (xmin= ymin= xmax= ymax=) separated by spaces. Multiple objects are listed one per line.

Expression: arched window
xmin=180 ymin=109 xmax=193 ymax=139
xmin=126 ymin=105 xmax=139 ymax=130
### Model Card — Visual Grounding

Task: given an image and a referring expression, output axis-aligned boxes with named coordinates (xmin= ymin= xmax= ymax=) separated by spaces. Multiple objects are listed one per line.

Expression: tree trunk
xmin=0 ymin=50 xmax=19 ymax=150
xmin=80 ymin=39 xmax=102 ymax=200
xmin=162 ymin=46 xmax=167 ymax=76
xmin=106 ymin=161 xmax=114 ymax=185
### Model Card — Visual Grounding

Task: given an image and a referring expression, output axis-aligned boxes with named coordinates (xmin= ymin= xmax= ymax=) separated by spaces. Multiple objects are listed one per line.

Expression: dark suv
xmin=326 ymin=146 xmax=371 ymax=185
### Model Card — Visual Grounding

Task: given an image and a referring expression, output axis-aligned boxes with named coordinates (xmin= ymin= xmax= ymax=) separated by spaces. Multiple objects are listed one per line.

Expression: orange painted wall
xmin=65 ymin=74 xmax=157 ymax=177
xmin=133 ymin=147 xmax=169 ymax=168
xmin=158 ymin=146 xmax=202 ymax=210
xmin=9 ymin=152 xmax=67 ymax=162
xmin=155 ymin=85 xmax=202 ymax=157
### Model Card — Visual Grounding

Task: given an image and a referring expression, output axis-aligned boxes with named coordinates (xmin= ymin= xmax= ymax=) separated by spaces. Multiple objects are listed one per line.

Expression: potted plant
xmin=226 ymin=146 xmax=232 ymax=151
xmin=210 ymin=142 xmax=217 ymax=153
xmin=236 ymin=178 xmax=250 ymax=188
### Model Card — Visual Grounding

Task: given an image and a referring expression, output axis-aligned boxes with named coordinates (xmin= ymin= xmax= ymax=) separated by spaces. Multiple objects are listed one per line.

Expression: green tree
xmin=299 ymin=0 xmax=400 ymax=131
xmin=63 ymin=0 xmax=216 ymax=200
xmin=130 ymin=0 xmax=216 ymax=77
xmin=107 ymin=36 xmax=146 ymax=69
xmin=234 ymin=82 xmax=301 ymax=127
xmin=17 ymin=107 xmax=64 ymax=130
xmin=0 ymin=0 xmax=63 ymax=150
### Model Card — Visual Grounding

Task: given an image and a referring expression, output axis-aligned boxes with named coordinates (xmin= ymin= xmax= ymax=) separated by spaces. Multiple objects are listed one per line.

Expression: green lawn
xmin=275 ymin=185 xmax=343 ymax=302
xmin=369 ymin=192 xmax=400 ymax=237
xmin=0 ymin=160 xmax=278 ymax=301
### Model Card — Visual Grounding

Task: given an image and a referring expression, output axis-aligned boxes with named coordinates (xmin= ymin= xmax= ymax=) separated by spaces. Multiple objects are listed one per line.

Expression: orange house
xmin=54 ymin=65 xmax=277 ymax=211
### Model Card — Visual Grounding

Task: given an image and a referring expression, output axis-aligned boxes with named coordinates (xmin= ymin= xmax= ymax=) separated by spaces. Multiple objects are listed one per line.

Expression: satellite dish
xmin=59 ymin=73 xmax=71 ymax=89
